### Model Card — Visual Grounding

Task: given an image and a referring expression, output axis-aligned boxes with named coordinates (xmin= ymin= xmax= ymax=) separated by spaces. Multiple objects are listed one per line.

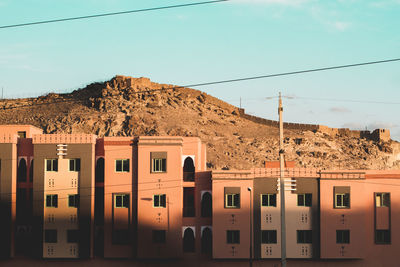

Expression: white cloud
xmin=332 ymin=21 xmax=351 ymax=31
xmin=330 ymin=106 xmax=351 ymax=113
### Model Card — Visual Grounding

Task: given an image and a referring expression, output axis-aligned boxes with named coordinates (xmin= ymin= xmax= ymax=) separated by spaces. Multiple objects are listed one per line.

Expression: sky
xmin=0 ymin=0 xmax=399 ymax=140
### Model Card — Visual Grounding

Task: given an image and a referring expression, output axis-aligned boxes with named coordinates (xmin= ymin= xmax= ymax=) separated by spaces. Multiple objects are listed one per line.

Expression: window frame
xmin=226 ymin=230 xmax=240 ymax=244
xmin=297 ymin=193 xmax=312 ymax=207
xmin=44 ymin=229 xmax=57 ymax=243
xmin=46 ymin=159 xmax=58 ymax=172
xmin=225 ymin=193 xmax=240 ymax=209
xmin=67 ymin=229 xmax=79 ymax=243
xmin=375 ymin=229 xmax=391 ymax=244
xmin=68 ymin=194 xmax=79 ymax=208
xmin=151 ymin=158 xmax=167 ymax=173
xmin=375 ymin=192 xmax=390 ymax=207
xmin=261 ymin=194 xmax=277 ymax=207
xmin=336 ymin=230 xmax=350 ymax=244
xmin=153 ymin=194 xmax=167 ymax=208
xmin=335 ymin=193 xmax=350 ymax=209
xmin=261 ymin=230 xmax=277 ymax=244
xmin=69 ymin=159 xmax=81 ymax=172
xmin=115 ymin=159 xmax=130 ymax=173
xmin=114 ymin=193 xmax=129 ymax=208
xmin=46 ymin=194 xmax=58 ymax=208
xmin=296 ymin=230 xmax=312 ymax=244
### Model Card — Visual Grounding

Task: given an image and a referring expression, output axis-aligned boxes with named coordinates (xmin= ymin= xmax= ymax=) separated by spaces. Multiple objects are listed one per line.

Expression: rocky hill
xmin=0 ymin=75 xmax=399 ymax=170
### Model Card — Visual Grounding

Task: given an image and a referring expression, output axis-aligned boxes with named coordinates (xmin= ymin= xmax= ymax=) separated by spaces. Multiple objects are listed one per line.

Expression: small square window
xmin=115 ymin=159 xmax=130 ymax=172
xmin=297 ymin=230 xmax=312 ymax=244
xmin=375 ymin=230 xmax=390 ymax=244
xmin=335 ymin=193 xmax=350 ymax=208
xmin=336 ymin=230 xmax=350 ymax=244
xmin=44 ymin=229 xmax=57 ymax=243
xmin=114 ymin=194 xmax=129 ymax=208
xmin=261 ymin=194 xmax=276 ymax=207
xmin=113 ymin=229 xmax=130 ymax=244
xmin=46 ymin=159 xmax=58 ymax=172
xmin=68 ymin=194 xmax=79 ymax=208
xmin=46 ymin=194 xmax=58 ymax=208
xmin=261 ymin=230 xmax=277 ymax=244
xmin=153 ymin=230 xmax=166 ymax=243
xmin=227 ymin=230 xmax=240 ymax=244
xmin=297 ymin=194 xmax=312 ymax=207
xmin=154 ymin=194 xmax=166 ymax=208
xmin=69 ymin=159 xmax=81 ymax=172
xmin=225 ymin=194 xmax=240 ymax=208
xmin=152 ymin=158 xmax=167 ymax=173
xmin=17 ymin=131 xmax=26 ymax=138
xmin=67 ymin=230 xmax=79 ymax=243
xmin=375 ymin=193 xmax=390 ymax=207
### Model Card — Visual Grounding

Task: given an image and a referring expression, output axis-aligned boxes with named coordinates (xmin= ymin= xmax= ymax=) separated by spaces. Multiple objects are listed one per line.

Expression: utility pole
xmin=278 ymin=92 xmax=287 ymax=267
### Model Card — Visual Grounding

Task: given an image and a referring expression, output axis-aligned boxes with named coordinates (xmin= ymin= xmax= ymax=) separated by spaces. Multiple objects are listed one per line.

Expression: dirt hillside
xmin=0 ymin=75 xmax=399 ymax=170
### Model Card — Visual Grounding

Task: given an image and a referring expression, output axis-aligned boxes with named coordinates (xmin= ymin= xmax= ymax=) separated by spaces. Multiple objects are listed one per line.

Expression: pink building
xmin=0 ymin=124 xmax=399 ymax=266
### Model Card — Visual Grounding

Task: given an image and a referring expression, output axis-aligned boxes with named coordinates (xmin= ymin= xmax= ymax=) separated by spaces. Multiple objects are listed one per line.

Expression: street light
xmin=248 ymin=187 xmax=253 ymax=267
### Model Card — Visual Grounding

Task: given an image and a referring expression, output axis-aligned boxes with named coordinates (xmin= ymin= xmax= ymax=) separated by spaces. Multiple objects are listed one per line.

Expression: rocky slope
xmin=0 ymin=75 xmax=399 ymax=170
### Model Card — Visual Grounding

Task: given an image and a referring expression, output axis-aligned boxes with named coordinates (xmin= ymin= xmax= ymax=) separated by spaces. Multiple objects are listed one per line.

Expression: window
xmin=69 ymin=159 xmax=81 ymax=172
xmin=298 ymin=194 xmax=312 ymax=207
xmin=115 ymin=159 xmax=129 ymax=172
xmin=67 ymin=230 xmax=79 ymax=243
xmin=113 ymin=229 xmax=130 ymax=244
xmin=375 ymin=230 xmax=390 ymax=244
xmin=44 ymin=229 xmax=57 ymax=243
xmin=261 ymin=194 xmax=276 ymax=207
xmin=334 ymin=186 xmax=350 ymax=208
xmin=153 ymin=230 xmax=166 ymax=243
xmin=227 ymin=230 xmax=240 ymax=244
xmin=336 ymin=230 xmax=350 ymax=244
xmin=335 ymin=193 xmax=350 ymax=208
xmin=17 ymin=131 xmax=26 ymax=138
xmin=152 ymin=158 xmax=166 ymax=173
xmin=114 ymin=194 xmax=129 ymax=208
xmin=46 ymin=194 xmax=58 ymax=208
xmin=68 ymin=194 xmax=79 ymax=208
xmin=154 ymin=194 xmax=166 ymax=208
xmin=375 ymin=193 xmax=390 ymax=207
xmin=225 ymin=194 xmax=240 ymax=208
xmin=261 ymin=230 xmax=277 ymax=244
xmin=297 ymin=230 xmax=312 ymax=244
xmin=46 ymin=159 xmax=58 ymax=172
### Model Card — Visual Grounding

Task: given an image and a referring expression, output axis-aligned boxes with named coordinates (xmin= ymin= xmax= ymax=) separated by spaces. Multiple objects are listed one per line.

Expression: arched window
xmin=183 ymin=157 xmax=195 ymax=182
xmin=201 ymin=227 xmax=212 ymax=254
xmin=17 ymin=158 xmax=27 ymax=182
xmin=201 ymin=192 xmax=212 ymax=217
xmin=29 ymin=160 xmax=34 ymax=182
xmin=183 ymin=228 xmax=195 ymax=253
xmin=95 ymin=158 xmax=105 ymax=183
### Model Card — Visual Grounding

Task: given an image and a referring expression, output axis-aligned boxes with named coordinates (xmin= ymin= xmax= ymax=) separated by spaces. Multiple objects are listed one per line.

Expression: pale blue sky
xmin=0 ymin=0 xmax=399 ymax=140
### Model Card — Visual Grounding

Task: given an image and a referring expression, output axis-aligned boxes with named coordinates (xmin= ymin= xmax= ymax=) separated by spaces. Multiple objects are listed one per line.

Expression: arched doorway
xmin=183 ymin=157 xmax=195 ymax=182
xmin=201 ymin=192 xmax=212 ymax=217
xmin=183 ymin=228 xmax=195 ymax=253
xmin=17 ymin=158 xmax=27 ymax=182
xmin=95 ymin=158 xmax=105 ymax=183
xmin=201 ymin=227 xmax=212 ymax=255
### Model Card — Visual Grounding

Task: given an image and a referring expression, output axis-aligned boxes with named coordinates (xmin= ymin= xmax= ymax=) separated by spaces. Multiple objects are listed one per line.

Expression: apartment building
xmin=0 ymin=124 xmax=399 ymax=266
xmin=212 ymin=167 xmax=400 ymax=266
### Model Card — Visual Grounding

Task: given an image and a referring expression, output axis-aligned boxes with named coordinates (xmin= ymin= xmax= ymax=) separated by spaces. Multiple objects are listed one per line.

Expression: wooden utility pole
xmin=279 ymin=92 xmax=287 ymax=267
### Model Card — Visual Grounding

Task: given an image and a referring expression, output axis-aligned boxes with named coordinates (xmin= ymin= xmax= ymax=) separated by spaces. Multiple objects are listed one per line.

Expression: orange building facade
xmin=0 ymin=125 xmax=399 ymax=266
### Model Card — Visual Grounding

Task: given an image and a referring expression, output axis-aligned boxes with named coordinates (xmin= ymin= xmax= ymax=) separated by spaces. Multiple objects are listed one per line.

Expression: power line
xmin=0 ymin=0 xmax=228 ymax=30
xmin=1 ymin=57 xmax=400 ymax=111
